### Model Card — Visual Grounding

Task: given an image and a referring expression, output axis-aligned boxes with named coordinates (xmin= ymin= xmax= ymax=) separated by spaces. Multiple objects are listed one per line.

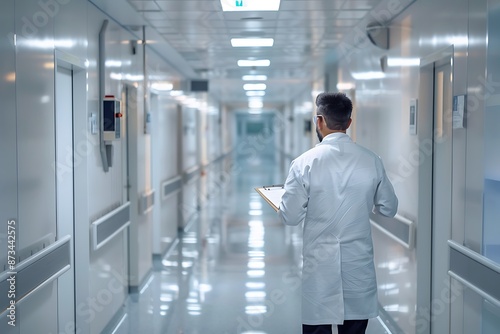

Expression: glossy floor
xmin=120 ymin=157 xmax=393 ymax=334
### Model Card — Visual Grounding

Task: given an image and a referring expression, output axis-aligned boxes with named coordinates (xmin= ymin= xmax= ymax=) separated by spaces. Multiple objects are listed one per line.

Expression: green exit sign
xmin=235 ymin=0 xmax=243 ymax=7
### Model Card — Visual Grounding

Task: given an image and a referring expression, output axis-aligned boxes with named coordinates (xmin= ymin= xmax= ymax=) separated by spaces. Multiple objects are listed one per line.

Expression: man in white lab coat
xmin=279 ymin=92 xmax=398 ymax=334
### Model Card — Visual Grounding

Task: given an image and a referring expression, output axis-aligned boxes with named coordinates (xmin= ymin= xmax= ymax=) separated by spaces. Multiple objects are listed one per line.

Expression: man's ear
xmin=346 ymin=118 xmax=353 ymax=129
xmin=318 ymin=115 xmax=326 ymax=129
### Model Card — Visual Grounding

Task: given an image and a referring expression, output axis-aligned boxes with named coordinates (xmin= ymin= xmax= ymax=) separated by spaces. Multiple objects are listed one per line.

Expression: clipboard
xmin=254 ymin=185 xmax=285 ymax=212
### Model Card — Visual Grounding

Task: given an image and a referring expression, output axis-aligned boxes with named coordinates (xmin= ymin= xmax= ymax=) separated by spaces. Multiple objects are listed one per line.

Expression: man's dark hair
xmin=315 ymin=92 xmax=352 ymax=130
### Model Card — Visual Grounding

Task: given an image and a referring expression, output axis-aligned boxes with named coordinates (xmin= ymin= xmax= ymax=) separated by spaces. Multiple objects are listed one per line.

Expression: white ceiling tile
xmin=148 ymin=19 xmax=172 ymax=28
xmin=276 ymin=11 xmax=306 ymax=20
xmin=154 ymin=26 xmax=178 ymax=33
xmin=277 ymin=10 xmax=338 ymax=21
xmin=336 ymin=10 xmax=369 ymax=19
xmin=155 ymin=1 xmax=222 ymax=11
xmin=274 ymin=33 xmax=313 ymax=42
xmin=129 ymin=1 xmax=161 ymax=11
xmin=158 ymin=11 xmax=224 ymax=21
xmin=225 ymin=20 xmax=277 ymax=29
xmin=222 ymin=11 xmax=279 ymax=21
xmin=275 ymin=27 xmax=311 ymax=34
xmin=331 ymin=19 xmax=359 ymax=27
xmin=279 ymin=1 xmax=344 ymax=11
xmin=141 ymin=11 xmax=169 ymax=20
xmin=167 ymin=19 xmax=226 ymax=29
xmin=342 ymin=0 xmax=376 ymax=10
xmin=228 ymin=29 xmax=274 ymax=37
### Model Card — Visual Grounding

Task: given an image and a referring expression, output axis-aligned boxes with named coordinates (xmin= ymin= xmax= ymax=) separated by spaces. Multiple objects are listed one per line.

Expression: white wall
xmin=0 ymin=0 xmax=17 ymax=286
xmin=181 ymin=107 xmax=200 ymax=227
xmin=0 ymin=0 xmax=92 ymax=333
xmin=0 ymin=1 xmax=167 ymax=332
xmin=337 ymin=0 xmax=488 ymax=332
xmin=86 ymin=7 xmax=135 ymax=334
xmin=484 ymin=0 xmax=500 ymax=260
xmin=151 ymin=94 xmax=180 ymax=255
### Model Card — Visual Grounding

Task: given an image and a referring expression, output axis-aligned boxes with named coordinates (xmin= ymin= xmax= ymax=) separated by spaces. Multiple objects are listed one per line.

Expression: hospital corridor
xmin=121 ymin=156 xmax=395 ymax=333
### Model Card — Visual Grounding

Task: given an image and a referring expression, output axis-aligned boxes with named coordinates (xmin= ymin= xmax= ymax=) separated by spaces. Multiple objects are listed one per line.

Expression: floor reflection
xmin=124 ymin=157 xmax=394 ymax=334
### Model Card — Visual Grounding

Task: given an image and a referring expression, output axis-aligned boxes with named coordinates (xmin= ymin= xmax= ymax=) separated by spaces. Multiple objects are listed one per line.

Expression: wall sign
xmin=453 ymin=95 xmax=466 ymax=129
xmin=409 ymin=98 xmax=417 ymax=135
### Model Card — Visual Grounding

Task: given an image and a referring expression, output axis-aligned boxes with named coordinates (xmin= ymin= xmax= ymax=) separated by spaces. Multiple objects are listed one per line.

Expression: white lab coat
xmin=279 ymin=133 xmax=398 ymax=325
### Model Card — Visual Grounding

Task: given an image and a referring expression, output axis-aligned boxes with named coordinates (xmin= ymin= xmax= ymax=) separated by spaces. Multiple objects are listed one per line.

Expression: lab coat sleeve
xmin=278 ymin=165 xmax=308 ymax=226
xmin=373 ymin=158 xmax=398 ymax=217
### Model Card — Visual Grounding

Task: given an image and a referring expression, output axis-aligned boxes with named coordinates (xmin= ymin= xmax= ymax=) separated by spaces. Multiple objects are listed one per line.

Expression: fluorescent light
xmin=221 ymin=0 xmax=281 ymax=11
xmin=243 ymin=83 xmax=266 ymax=90
xmin=419 ymin=36 xmax=468 ymax=47
xmin=110 ymin=72 xmax=123 ymax=80
xmin=231 ymin=38 xmax=274 ymax=47
xmin=23 ymin=39 xmax=75 ymax=49
xmin=249 ymin=100 xmax=263 ymax=108
xmin=169 ymin=90 xmax=184 ymax=96
xmin=151 ymin=82 xmax=173 ymax=91
xmin=302 ymin=101 xmax=313 ymax=109
xmin=246 ymin=91 xmax=266 ymax=97
xmin=245 ymin=291 xmax=266 ymax=298
xmin=242 ymin=75 xmax=267 ymax=81
xmin=351 ymin=71 xmax=385 ymax=80
xmin=106 ymin=60 xmax=122 ymax=67
xmin=245 ymin=305 xmax=267 ymax=315
xmin=336 ymin=83 xmax=355 ymax=90
xmin=247 ymin=270 xmax=265 ymax=277
xmin=386 ymin=58 xmax=420 ymax=67
xmin=124 ymin=74 xmax=144 ymax=81
xmin=246 ymin=282 xmax=265 ymax=289
xmin=238 ymin=59 xmax=270 ymax=67
xmin=248 ymin=261 xmax=265 ymax=269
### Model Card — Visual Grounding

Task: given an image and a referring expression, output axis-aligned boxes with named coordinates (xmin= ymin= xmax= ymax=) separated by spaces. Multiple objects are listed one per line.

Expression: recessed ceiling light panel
xmin=243 ymin=83 xmax=266 ymax=90
xmin=249 ymin=100 xmax=263 ymax=108
xmin=242 ymin=75 xmax=267 ymax=81
xmin=386 ymin=58 xmax=420 ymax=67
xmin=351 ymin=71 xmax=386 ymax=80
xmin=231 ymin=38 xmax=274 ymax=47
xmin=238 ymin=59 xmax=270 ymax=67
xmin=246 ymin=91 xmax=266 ymax=97
xmin=151 ymin=82 xmax=174 ymax=91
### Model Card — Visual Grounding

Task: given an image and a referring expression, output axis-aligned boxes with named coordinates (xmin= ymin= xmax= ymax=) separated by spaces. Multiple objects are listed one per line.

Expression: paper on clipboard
xmin=254 ymin=185 xmax=285 ymax=212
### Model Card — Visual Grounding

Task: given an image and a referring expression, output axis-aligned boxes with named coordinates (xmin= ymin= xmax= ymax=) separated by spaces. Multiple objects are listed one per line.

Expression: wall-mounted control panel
xmin=103 ymin=95 xmax=122 ymax=142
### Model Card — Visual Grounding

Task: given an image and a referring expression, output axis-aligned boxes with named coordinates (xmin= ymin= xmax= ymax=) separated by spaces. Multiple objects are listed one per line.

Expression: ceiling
xmin=96 ymin=0 xmax=392 ymax=111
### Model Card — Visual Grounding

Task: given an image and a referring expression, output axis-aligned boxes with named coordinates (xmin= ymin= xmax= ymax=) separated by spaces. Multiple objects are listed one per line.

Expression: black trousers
xmin=302 ymin=320 xmax=369 ymax=334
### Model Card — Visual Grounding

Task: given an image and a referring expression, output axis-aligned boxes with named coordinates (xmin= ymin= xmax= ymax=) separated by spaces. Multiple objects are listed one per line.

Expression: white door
xmin=55 ymin=65 xmax=75 ymax=333
xmin=430 ymin=62 xmax=453 ymax=334
xmin=416 ymin=52 xmax=453 ymax=334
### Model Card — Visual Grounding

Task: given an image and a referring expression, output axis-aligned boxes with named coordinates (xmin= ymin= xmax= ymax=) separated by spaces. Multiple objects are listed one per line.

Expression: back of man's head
xmin=315 ymin=92 xmax=352 ymax=130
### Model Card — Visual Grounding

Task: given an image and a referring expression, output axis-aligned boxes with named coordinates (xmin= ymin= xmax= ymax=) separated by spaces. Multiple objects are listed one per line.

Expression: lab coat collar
xmin=316 ymin=132 xmax=352 ymax=146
